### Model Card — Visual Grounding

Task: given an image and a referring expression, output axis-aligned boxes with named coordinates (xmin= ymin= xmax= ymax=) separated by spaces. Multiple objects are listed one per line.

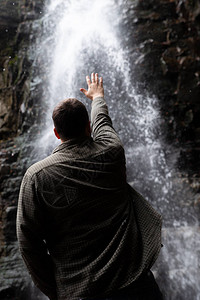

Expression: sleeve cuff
xmin=92 ymin=97 xmax=105 ymax=105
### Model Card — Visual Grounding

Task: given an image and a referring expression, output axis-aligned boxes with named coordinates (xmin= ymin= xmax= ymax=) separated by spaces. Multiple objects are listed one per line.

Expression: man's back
xmin=17 ymin=74 xmax=162 ymax=300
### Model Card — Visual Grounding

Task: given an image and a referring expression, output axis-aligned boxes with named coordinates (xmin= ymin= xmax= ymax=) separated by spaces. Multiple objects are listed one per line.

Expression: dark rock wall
xmin=0 ymin=1 xmax=45 ymax=299
xmin=129 ymin=0 xmax=200 ymax=176
xmin=0 ymin=0 xmax=199 ymax=299
xmin=0 ymin=0 xmax=45 ymax=140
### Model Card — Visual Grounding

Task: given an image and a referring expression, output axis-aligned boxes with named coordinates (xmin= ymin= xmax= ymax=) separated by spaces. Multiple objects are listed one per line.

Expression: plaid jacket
xmin=17 ymin=97 xmax=162 ymax=300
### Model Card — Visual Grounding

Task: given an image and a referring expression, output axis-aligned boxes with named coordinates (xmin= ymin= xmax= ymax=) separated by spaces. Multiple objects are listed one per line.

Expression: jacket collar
xmin=52 ymin=136 xmax=92 ymax=154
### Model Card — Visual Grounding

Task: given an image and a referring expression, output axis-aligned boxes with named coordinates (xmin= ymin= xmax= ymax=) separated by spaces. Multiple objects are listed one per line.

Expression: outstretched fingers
xmin=95 ymin=73 xmax=99 ymax=84
xmin=80 ymin=88 xmax=87 ymax=95
xmin=86 ymin=75 xmax=91 ymax=87
xmin=99 ymin=76 xmax=103 ymax=87
xmin=81 ymin=73 xmax=104 ymax=100
xmin=91 ymin=72 xmax=95 ymax=83
xmin=86 ymin=73 xmax=101 ymax=86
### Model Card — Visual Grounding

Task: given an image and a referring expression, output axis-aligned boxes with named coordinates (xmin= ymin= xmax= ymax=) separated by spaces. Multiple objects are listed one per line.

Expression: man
xmin=17 ymin=73 xmax=163 ymax=300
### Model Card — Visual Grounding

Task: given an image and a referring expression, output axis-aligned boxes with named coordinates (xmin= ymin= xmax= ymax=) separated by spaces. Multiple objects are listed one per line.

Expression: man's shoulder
xmin=25 ymin=153 xmax=58 ymax=179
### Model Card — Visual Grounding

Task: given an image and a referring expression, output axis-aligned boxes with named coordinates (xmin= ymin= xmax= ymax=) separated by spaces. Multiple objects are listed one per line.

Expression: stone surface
xmin=127 ymin=0 xmax=200 ymax=175
xmin=0 ymin=0 xmax=45 ymax=140
xmin=0 ymin=1 xmax=46 ymax=299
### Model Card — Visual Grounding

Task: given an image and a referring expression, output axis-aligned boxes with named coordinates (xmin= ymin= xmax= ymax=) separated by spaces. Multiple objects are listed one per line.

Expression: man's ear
xmin=54 ymin=128 xmax=61 ymax=140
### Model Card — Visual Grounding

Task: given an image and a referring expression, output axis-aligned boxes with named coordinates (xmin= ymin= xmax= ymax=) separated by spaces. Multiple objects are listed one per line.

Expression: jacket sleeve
xmin=91 ymin=97 xmax=122 ymax=146
xmin=16 ymin=171 xmax=57 ymax=300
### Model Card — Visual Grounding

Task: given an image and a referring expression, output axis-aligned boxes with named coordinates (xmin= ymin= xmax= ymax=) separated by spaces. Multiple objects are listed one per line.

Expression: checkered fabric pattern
xmin=17 ymin=97 xmax=162 ymax=300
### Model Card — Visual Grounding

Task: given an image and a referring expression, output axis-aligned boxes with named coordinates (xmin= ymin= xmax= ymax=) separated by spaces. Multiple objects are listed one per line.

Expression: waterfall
xmin=38 ymin=0 xmax=135 ymax=150
xmin=30 ymin=0 xmax=200 ymax=299
xmin=37 ymin=0 xmax=171 ymax=215
xmin=36 ymin=0 xmax=164 ymax=186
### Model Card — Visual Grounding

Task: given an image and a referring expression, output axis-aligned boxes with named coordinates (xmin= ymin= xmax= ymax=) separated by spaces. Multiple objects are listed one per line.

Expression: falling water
xmin=38 ymin=0 xmax=135 ymax=149
xmin=30 ymin=0 xmax=200 ymax=299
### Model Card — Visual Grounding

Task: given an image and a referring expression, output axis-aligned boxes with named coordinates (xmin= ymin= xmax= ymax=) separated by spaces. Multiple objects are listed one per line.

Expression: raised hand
xmin=80 ymin=72 xmax=104 ymax=100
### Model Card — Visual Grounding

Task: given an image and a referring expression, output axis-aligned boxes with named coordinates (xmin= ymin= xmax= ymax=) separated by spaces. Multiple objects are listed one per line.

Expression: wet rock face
xmin=0 ymin=0 xmax=44 ymax=140
xmin=0 ymin=1 xmax=45 ymax=299
xmin=128 ymin=0 xmax=200 ymax=175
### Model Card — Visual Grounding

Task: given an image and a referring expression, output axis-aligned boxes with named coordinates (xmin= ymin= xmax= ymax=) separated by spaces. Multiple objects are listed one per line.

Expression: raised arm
xmin=80 ymin=73 xmax=122 ymax=145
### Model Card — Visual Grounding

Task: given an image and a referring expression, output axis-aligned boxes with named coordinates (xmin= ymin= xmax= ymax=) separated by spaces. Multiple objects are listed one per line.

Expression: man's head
xmin=52 ymin=98 xmax=90 ymax=141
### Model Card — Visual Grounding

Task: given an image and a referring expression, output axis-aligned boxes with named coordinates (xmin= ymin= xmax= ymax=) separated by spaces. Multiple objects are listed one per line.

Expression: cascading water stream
xmin=36 ymin=0 xmax=164 ymax=186
xmin=35 ymin=0 xmax=174 ymax=216
xmin=39 ymin=0 xmax=134 ymax=149
xmin=30 ymin=0 xmax=200 ymax=299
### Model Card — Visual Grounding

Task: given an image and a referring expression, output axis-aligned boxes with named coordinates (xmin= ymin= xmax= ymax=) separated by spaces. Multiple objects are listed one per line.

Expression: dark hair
xmin=52 ymin=98 xmax=89 ymax=140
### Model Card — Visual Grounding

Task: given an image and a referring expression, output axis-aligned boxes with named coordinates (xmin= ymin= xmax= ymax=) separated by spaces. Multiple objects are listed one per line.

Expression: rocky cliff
xmin=0 ymin=0 xmax=45 ymax=139
xmin=0 ymin=1 xmax=45 ymax=299
xmin=129 ymin=0 xmax=200 ymax=176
